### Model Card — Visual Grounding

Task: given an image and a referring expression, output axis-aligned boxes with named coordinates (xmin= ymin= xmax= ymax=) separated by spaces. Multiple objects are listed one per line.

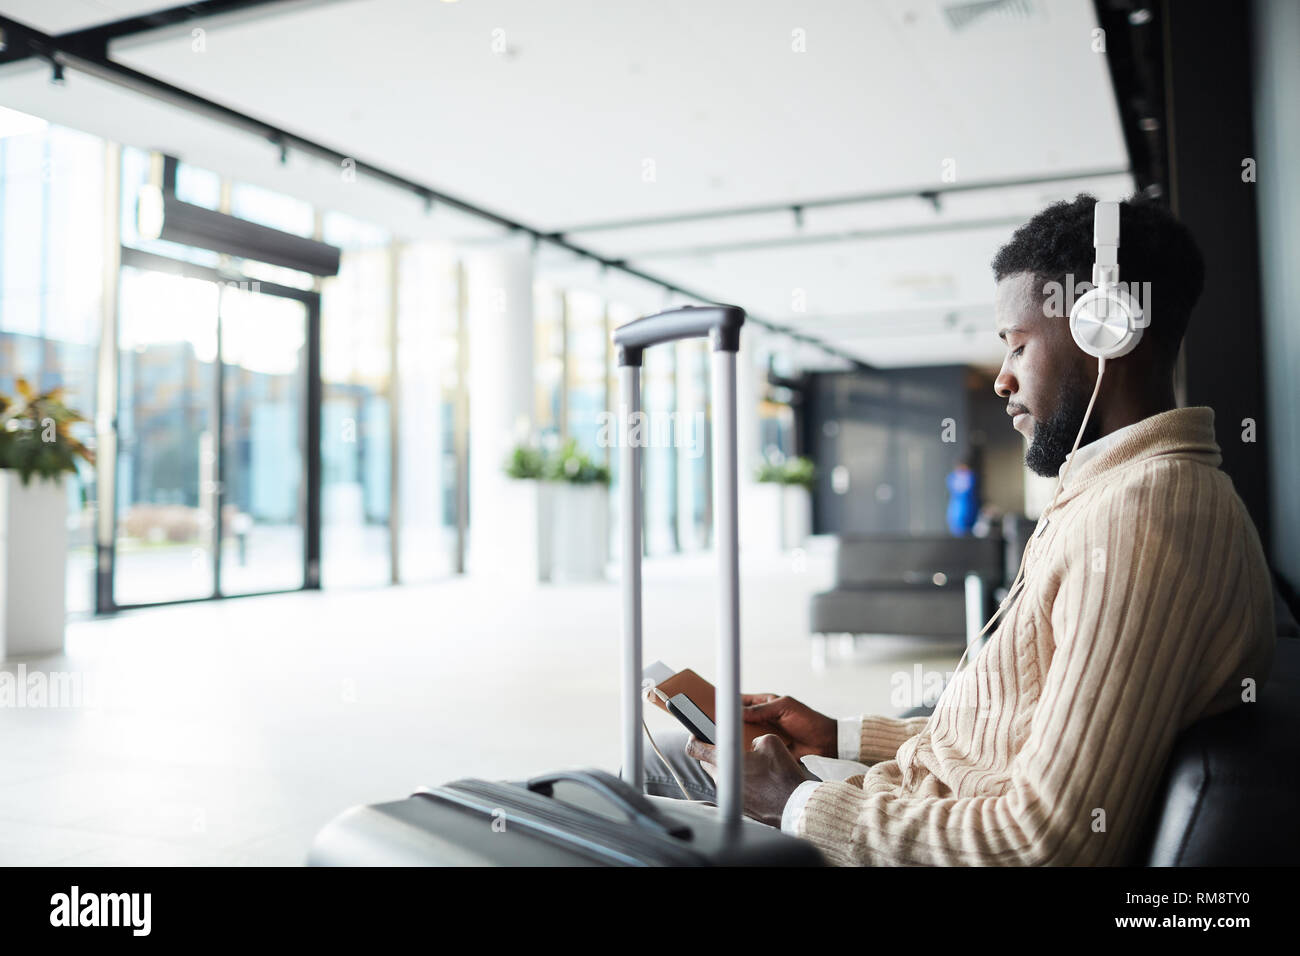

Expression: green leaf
xmin=0 ymin=382 xmax=94 ymax=483
xmin=755 ymin=455 xmax=816 ymax=488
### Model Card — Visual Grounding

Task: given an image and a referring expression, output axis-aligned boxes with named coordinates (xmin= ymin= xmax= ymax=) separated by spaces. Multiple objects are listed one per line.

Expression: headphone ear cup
xmin=1069 ymin=288 xmax=1142 ymax=359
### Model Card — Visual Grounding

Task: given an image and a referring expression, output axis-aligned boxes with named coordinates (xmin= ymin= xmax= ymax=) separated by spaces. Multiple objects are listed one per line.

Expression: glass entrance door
xmin=112 ymin=259 xmax=313 ymax=607
xmin=217 ymin=283 xmax=308 ymax=595
xmin=114 ymin=266 xmax=219 ymax=604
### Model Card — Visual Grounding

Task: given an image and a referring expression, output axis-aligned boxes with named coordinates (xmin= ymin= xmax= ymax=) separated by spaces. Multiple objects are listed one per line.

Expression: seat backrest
xmin=1138 ymin=599 xmax=1300 ymax=866
xmin=834 ymin=534 xmax=1004 ymax=587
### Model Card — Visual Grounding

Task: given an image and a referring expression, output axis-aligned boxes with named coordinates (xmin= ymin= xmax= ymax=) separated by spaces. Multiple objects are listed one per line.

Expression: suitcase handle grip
xmin=526 ymin=769 xmax=692 ymax=838
xmin=613 ymin=304 xmax=744 ymax=366
xmin=616 ymin=304 xmax=746 ymax=830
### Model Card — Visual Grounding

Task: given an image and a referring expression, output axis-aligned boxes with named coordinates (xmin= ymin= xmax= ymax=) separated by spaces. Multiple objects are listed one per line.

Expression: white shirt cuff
xmin=781 ymin=780 xmax=822 ymax=834
xmin=837 ymin=717 xmax=863 ymax=760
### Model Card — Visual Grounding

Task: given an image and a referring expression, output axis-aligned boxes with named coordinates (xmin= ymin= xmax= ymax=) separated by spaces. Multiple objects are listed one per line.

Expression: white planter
xmin=743 ymin=483 xmax=783 ymax=552
xmin=781 ymin=484 xmax=812 ymax=550
xmin=743 ymin=482 xmax=811 ymax=552
xmin=0 ymin=472 xmax=68 ymax=659
xmin=535 ymin=481 xmax=554 ymax=583
xmin=472 ymin=479 xmax=552 ymax=584
xmin=550 ymin=483 xmax=609 ymax=583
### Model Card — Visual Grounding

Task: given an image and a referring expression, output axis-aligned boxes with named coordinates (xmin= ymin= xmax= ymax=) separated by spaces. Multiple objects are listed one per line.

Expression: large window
xmin=606 ymin=302 xmax=635 ymax=560
xmin=230 ymin=182 xmax=314 ymax=237
xmin=0 ymin=118 xmax=104 ymax=614
xmin=564 ymin=289 xmax=608 ymax=460
xmin=175 ymin=162 xmax=221 ymax=210
xmin=534 ymin=280 xmax=565 ymax=446
xmin=320 ymin=213 xmax=392 ymax=588
xmin=3 ymin=113 xmax=752 ymax=621
xmin=396 ymin=243 xmax=462 ymax=582
xmin=217 ymin=283 xmax=308 ymax=595
xmin=642 ymin=342 xmax=678 ymax=555
xmin=114 ymin=266 xmax=219 ymax=605
xmin=676 ymin=339 xmax=712 ymax=551
xmin=113 ymin=262 xmax=312 ymax=605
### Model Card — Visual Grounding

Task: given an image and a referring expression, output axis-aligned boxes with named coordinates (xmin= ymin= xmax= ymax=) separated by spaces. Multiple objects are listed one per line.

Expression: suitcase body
xmin=308 ymin=770 xmax=821 ymax=866
xmin=309 ymin=305 xmax=824 ymax=866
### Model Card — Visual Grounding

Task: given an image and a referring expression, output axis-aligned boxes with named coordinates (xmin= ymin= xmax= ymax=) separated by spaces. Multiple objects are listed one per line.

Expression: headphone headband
xmin=1092 ymin=200 xmax=1120 ymax=287
xmin=1069 ymin=200 xmax=1145 ymax=360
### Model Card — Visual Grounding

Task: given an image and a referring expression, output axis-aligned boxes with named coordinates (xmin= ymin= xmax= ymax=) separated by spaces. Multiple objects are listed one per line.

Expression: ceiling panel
xmin=0 ymin=0 xmax=1134 ymax=369
xmin=108 ymin=0 xmax=1126 ymax=228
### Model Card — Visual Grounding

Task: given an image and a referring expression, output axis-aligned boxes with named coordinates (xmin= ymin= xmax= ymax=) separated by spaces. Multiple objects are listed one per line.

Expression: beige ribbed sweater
xmin=794 ymin=406 xmax=1276 ymax=865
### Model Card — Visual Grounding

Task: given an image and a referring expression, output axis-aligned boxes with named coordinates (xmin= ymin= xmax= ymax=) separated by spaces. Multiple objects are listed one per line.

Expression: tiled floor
xmin=0 ymin=547 xmax=963 ymax=865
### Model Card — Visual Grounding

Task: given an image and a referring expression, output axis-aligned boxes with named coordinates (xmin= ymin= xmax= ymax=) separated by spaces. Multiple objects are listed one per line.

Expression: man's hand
xmin=741 ymin=695 xmax=837 ymax=758
xmin=686 ymin=734 xmax=816 ymax=827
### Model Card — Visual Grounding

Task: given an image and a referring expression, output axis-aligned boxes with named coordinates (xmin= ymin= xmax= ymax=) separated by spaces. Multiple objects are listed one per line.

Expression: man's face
xmin=993 ymin=273 xmax=1098 ymax=477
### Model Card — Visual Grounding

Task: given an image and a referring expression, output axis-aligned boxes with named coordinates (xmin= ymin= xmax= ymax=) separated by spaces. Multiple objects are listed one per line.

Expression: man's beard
xmin=1024 ymin=367 xmax=1101 ymax=477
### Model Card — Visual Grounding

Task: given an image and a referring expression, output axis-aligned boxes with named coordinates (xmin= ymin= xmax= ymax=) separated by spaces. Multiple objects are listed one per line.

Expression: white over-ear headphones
xmin=1068 ymin=200 xmax=1149 ymax=359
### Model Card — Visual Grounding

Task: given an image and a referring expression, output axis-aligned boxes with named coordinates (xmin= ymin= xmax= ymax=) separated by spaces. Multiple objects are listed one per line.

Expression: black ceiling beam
xmin=552 ymin=168 xmax=1131 ymax=236
xmin=627 ymin=215 xmax=1027 ymax=261
xmin=0 ymin=16 xmax=57 ymax=66
xmin=1092 ymin=0 xmax=1168 ymax=197
xmin=0 ymin=0 xmax=296 ymax=66
xmin=47 ymin=0 xmax=297 ymax=49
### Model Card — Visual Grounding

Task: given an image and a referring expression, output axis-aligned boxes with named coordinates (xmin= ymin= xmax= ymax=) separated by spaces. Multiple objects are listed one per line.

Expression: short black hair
xmin=991 ymin=193 xmax=1205 ymax=362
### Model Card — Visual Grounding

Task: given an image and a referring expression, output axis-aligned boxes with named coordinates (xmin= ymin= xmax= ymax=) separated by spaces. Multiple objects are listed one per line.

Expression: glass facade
xmin=217 ymin=284 xmax=308 ymax=595
xmin=0 ymin=123 xmax=104 ymax=614
xmin=113 ymin=266 xmax=219 ymax=605
xmin=564 ymin=289 xmax=608 ymax=461
xmin=642 ymin=342 xmax=678 ymax=555
xmin=231 ymin=181 xmax=314 ymax=237
xmin=1 ymin=112 xmax=746 ymax=619
xmin=676 ymin=339 xmax=712 ymax=551
xmin=319 ymin=213 xmax=393 ymax=589
xmin=533 ymin=280 xmax=565 ymax=447
xmin=395 ymin=243 xmax=461 ymax=582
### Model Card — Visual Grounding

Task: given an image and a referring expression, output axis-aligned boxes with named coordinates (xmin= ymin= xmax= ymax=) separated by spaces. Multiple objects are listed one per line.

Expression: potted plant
xmin=753 ymin=452 xmax=815 ymax=551
xmin=0 ymin=380 xmax=94 ymax=658
xmin=544 ymin=439 xmax=610 ymax=583
xmin=503 ymin=443 xmax=547 ymax=481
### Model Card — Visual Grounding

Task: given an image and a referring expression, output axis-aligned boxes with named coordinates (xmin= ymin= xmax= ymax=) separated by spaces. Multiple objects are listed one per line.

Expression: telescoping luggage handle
xmin=526 ymin=769 xmax=691 ymax=838
xmin=612 ymin=304 xmax=746 ymax=831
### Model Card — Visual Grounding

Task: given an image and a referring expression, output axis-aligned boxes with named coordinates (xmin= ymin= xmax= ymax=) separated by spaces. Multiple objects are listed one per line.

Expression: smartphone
xmin=666 ymin=692 xmax=717 ymax=746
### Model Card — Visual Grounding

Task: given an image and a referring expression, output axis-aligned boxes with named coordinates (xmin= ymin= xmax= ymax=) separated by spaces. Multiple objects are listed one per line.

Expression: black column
xmin=1162 ymin=0 xmax=1271 ymax=554
xmin=304 ymin=295 xmax=322 ymax=590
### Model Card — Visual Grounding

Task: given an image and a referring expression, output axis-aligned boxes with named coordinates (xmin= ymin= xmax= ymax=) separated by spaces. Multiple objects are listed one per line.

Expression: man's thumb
xmin=752 ymin=733 xmax=788 ymax=756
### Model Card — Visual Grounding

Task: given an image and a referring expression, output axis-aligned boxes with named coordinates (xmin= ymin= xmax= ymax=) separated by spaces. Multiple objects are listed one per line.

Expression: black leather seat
xmin=1137 ymin=602 xmax=1300 ymax=865
xmin=898 ymin=588 xmax=1300 ymax=865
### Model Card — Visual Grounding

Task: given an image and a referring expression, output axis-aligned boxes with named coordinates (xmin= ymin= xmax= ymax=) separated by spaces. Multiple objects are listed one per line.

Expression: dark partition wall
xmin=1251 ymin=0 xmax=1300 ymax=605
xmin=803 ymin=365 xmax=1021 ymax=536
xmin=1164 ymin=0 xmax=1272 ymax=556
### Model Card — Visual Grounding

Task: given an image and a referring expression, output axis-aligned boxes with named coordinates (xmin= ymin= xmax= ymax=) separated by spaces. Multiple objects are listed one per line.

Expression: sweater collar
xmin=1054 ymin=406 xmax=1220 ymax=500
xmin=1060 ymin=417 xmax=1140 ymax=473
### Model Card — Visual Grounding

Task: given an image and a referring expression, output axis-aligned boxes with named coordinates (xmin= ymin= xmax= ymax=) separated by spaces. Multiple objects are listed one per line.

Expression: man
xmin=645 ymin=194 xmax=1276 ymax=865
xmin=945 ymin=454 xmax=979 ymax=536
